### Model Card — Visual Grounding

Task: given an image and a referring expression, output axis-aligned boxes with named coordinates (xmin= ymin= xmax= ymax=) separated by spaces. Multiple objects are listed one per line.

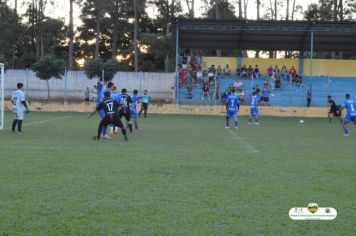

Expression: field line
xmin=4 ymin=116 xmax=72 ymax=130
xmin=228 ymin=130 xmax=259 ymax=154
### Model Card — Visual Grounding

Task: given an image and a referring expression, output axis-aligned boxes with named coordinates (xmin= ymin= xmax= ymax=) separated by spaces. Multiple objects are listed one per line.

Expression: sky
xmin=8 ymin=0 xmax=319 ymax=28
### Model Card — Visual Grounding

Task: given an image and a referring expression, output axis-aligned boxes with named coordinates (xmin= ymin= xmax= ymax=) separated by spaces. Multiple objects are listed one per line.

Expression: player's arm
xmin=87 ymin=103 xmax=101 ymax=118
xmin=21 ymin=94 xmax=30 ymax=113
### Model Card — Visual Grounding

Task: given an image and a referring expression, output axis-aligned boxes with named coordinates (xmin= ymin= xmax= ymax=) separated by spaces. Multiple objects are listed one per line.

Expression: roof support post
xmin=175 ymin=19 xmax=180 ymax=104
xmin=309 ymin=30 xmax=314 ymax=89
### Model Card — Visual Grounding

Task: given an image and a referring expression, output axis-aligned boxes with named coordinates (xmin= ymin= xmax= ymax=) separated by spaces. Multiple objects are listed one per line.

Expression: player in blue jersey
xmin=249 ymin=89 xmax=260 ymax=125
xmin=131 ymin=90 xmax=139 ymax=130
xmin=340 ymin=94 xmax=356 ymax=136
xmin=225 ymin=88 xmax=239 ymax=129
xmin=139 ymin=89 xmax=150 ymax=118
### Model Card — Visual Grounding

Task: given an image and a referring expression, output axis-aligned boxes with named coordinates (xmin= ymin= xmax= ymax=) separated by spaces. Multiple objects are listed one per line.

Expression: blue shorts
xmin=98 ymin=110 xmax=105 ymax=118
xmin=226 ymin=110 xmax=237 ymax=118
xmin=250 ymin=108 xmax=259 ymax=117
xmin=344 ymin=115 xmax=356 ymax=124
xmin=131 ymin=111 xmax=138 ymax=120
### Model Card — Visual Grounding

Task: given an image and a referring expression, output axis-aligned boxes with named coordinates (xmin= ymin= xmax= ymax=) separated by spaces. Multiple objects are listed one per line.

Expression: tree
xmin=32 ymin=55 xmax=66 ymax=101
xmin=68 ymin=0 xmax=74 ymax=70
xmin=133 ymin=0 xmax=139 ymax=71
xmin=84 ymin=58 xmax=123 ymax=82
xmin=203 ymin=0 xmax=236 ymax=19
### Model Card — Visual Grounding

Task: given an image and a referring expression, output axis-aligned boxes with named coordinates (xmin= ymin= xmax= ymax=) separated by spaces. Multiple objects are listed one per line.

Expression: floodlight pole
xmin=309 ymin=31 xmax=314 ymax=90
xmin=175 ymin=19 xmax=179 ymax=105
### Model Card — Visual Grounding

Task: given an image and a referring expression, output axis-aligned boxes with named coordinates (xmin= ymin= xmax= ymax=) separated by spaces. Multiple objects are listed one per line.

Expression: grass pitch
xmin=0 ymin=112 xmax=355 ymax=235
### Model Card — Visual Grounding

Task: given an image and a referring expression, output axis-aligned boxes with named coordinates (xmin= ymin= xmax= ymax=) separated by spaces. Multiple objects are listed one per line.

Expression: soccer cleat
xmin=254 ymin=122 xmax=260 ymax=125
xmin=235 ymin=126 xmax=239 ymax=129
xmin=344 ymin=133 xmax=350 ymax=137
xmin=92 ymin=136 xmax=100 ymax=140
xmin=102 ymin=135 xmax=112 ymax=140
xmin=248 ymin=122 xmax=252 ymax=125
xmin=124 ymin=136 xmax=129 ymax=141
xmin=225 ymin=126 xmax=230 ymax=129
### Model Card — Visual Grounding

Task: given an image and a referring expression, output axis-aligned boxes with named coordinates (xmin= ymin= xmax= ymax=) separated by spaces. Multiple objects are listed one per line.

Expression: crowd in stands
xmin=179 ymin=53 xmax=303 ymax=104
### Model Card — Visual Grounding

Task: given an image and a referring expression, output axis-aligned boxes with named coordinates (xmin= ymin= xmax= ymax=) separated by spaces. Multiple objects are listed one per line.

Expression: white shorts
xmin=13 ymin=110 xmax=24 ymax=120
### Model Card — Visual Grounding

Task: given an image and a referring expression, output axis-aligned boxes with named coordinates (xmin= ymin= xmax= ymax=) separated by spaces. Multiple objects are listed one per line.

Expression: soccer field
xmin=0 ymin=112 xmax=355 ymax=235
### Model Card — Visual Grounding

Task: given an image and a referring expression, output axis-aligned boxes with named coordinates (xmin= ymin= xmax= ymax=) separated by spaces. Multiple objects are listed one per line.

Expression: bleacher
xmin=178 ymin=76 xmax=356 ymax=107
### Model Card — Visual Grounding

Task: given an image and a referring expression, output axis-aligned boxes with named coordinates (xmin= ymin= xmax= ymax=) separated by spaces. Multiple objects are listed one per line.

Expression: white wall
xmin=4 ymin=70 xmax=175 ymax=100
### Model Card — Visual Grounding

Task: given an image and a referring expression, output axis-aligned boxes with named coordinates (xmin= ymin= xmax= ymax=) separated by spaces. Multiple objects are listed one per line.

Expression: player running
xmin=327 ymin=95 xmax=341 ymax=122
xmin=11 ymin=83 xmax=30 ymax=133
xmin=119 ymin=88 xmax=133 ymax=133
xmin=249 ymin=89 xmax=260 ymax=125
xmin=131 ymin=90 xmax=139 ymax=130
xmin=138 ymin=89 xmax=150 ymax=118
xmin=225 ymin=89 xmax=239 ymax=129
xmin=88 ymin=91 xmax=128 ymax=141
xmin=340 ymin=93 xmax=356 ymax=136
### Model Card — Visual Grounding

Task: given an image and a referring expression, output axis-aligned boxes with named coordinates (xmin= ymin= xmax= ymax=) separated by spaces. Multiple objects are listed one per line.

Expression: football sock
xmin=226 ymin=117 xmax=229 ymax=127
xmin=121 ymin=128 xmax=127 ymax=136
xmin=18 ymin=120 xmax=23 ymax=132
xmin=343 ymin=128 xmax=349 ymax=134
xmin=128 ymin=123 xmax=133 ymax=133
xmin=12 ymin=119 xmax=18 ymax=131
xmin=134 ymin=120 xmax=138 ymax=129
xmin=97 ymin=122 xmax=103 ymax=139
xmin=102 ymin=126 xmax=107 ymax=136
xmin=234 ymin=120 xmax=238 ymax=127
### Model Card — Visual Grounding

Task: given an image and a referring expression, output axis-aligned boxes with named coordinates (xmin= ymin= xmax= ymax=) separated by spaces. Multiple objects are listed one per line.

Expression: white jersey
xmin=12 ymin=89 xmax=26 ymax=112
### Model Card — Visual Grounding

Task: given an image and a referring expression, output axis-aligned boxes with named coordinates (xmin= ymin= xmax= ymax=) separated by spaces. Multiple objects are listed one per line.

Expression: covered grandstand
xmin=174 ymin=19 xmax=356 ymax=107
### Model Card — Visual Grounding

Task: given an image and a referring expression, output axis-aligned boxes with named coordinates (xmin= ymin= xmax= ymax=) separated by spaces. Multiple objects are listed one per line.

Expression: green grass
xmin=0 ymin=112 xmax=355 ymax=235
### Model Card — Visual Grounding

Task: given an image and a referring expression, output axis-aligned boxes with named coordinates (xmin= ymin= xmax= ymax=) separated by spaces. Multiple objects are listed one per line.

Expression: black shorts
xmin=142 ymin=103 xmax=148 ymax=110
xmin=329 ymin=109 xmax=340 ymax=117
xmin=102 ymin=114 xmax=124 ymax=128
xmin=261 ymin=96 xmax=269 ymax=102
xmin=119 ymin=108 xmax=131 ymax=121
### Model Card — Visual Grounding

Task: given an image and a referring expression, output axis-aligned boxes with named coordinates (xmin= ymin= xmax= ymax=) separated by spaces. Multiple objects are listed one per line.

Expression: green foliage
xmin=32 ymin=55 xmax=66 ymax=81
xmin=84 ymin=58 xmax=124 ymax=81
xmin=203 ymin=0 xmax=236 ymax=19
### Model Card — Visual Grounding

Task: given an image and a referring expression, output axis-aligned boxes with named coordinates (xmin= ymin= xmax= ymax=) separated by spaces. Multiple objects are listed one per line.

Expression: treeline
xmin=1 ymin=0 xmax=356 ymax=72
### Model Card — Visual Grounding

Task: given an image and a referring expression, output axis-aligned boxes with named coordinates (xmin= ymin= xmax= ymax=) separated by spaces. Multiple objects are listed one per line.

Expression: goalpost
xmin=0 ymin=63 xmax=4 ymax=130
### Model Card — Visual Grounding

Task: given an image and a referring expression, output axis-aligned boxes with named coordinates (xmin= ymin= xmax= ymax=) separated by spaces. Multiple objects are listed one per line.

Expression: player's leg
xmin=342 ymin=117 xmax=350 ymax=136
xmin=17 ymin=111 xmax=24 ymax=132
xmin=132 ymin=112 xmax=139 ymax=129
xmin=138 ymin=105 xmax=144 ymax=117
xmin=12 ymin=111 xmax=18 ymax=132
xmin=254 ymin=110 xmax=260 ymax=125
xmin=113 ymin=118 xmax=128 ymax=141
xmin=144 ymin=103 xmax=148 ymax=118
xmin=98 ymin=110 xmax=110 ymax=138
xmin=225 ymin=116 xmax=230 ymax=128
xmin=234 ymin=112 xmax=238 ymax=129
xmin=125 ymin=113 xmax=133 ymax=133
xmin=328 ymin=111 xmax=332 ymax=122
xmin=94 ymin=119 xmax=104 ymax=140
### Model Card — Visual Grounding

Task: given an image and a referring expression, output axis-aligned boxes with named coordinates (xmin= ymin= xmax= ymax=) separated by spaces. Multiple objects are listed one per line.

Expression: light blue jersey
xmin=110 ymin=91 xmax=121 ymax=103
xmin=131 ymin=95 xmax=138 ymax=119
xmin=141 ymin=94 xmax=149 ymax=104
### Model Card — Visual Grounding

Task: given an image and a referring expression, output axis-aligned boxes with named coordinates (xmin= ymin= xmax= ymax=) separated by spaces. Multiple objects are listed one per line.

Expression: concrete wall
xmin=4 ymin=70 xmax=175 ymax=100
xmin=203 ymin=57 xmax=356 ymax=77
xmin=4 ymin=101 xmax=329 ymax=118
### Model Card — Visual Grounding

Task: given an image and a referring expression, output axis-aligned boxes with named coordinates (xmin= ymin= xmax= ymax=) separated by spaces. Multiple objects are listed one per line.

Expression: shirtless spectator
xmin=253 ymin=65 xmax=260 ymax=80
xmin=224 ymin=64 xmax=231 ymax=75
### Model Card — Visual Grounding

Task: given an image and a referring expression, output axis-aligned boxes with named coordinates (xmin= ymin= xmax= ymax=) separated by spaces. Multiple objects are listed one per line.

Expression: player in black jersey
xmin=119 ymin=88 xmax=133 ymax=133
xmin=327 ymin=95 xmax=342 ymax=122
xmin=88 ymin=91 xmax=128 ymax=141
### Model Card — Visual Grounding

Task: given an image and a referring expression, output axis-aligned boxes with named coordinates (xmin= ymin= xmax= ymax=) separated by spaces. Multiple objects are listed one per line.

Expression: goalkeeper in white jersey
xmin=11 ymin=83 xmax=29 ymax=133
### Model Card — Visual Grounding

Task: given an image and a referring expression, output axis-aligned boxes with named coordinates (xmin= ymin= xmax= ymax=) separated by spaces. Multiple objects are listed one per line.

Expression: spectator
xmin=307 ymin=89 xmax=312 ymax=107
xmin=267 ymin=65 xmax=273 ymax=77
xmin=289 ymin=66 xmax=297 ymax=80
xmin=187 ymin=84 xmax=193 ymax=99
xmin=210 ymin=65 xmax=216 ymax=74
xmin=275 ymin=78 xmax=281 ymax=91
xmin=179 ymin=67 xmax=186 ymax=86
xmin=273 ymin=65 xmax=280 ymax=79
xmin=85 ymin=87 xmax=90 ymax=103
xmin=215 ymin=86 xmax=221 ymax=100
xmin=234 ymin=79 xmax=243 ymax=90
xmin=253 ymin=65 xmax=260 ymax=80
xmin=241 ymin=65 xmax=248 ymax=79
xmin=91 ymin=85 xmax=98 ymax=101
xmin=201 ymin=83 xmax=210 ymax=100
xmin=208 ymin=69 xmax=215 ymax=83
xmin=236 ymin=66 xmax=241 ymax=78
xmin=224 ymin=64 xmax=231 ymax=75
xmin=222 ymin=88 xmax=230 ymax=104
xmin=238 ymin=88 xmax=245 ymax=104
xmin=196 ymin=67 xmax=203 ymax=84
xmin=281 ymin=65 xmax=288 ymax=80
xmin=261 ymin=82 xmax=270 ymax=104
xmin=248 ymin=65 xmax=253 ymax=79
xmin=217 ymin=65 xmax=222 ymax=76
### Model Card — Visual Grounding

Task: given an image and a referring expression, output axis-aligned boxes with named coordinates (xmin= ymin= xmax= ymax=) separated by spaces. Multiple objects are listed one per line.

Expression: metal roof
xmin=175 ymin=19 xmax=356 ymax=51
